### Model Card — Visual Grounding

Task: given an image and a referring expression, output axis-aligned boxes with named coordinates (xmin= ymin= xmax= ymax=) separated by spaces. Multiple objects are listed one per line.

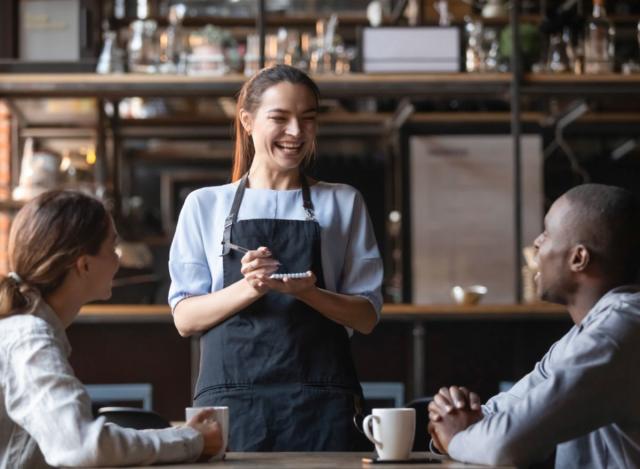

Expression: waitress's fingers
xmin=245 ymin=266 xmax=279 ymax=280
xmin=240 ymin=259 xmax=280 ymax=276
xmin=256 ymin=246 xmax=272 ymax=256
xmin=241 ymin=247 xmax=272 ymax=263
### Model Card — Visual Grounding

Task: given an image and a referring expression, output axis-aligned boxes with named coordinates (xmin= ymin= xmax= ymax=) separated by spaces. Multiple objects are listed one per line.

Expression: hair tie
xmin=7 ymin=272 xmax=23 ymax=284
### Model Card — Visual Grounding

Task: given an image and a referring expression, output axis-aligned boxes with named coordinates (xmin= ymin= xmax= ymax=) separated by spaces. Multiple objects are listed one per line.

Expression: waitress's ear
xmin=239 ymin=108 xmax=253 ymax=134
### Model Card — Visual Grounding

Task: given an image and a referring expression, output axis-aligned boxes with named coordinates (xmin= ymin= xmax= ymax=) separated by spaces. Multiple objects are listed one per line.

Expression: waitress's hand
xmin=241 ymin=247 xmax=280 ymax=294
xmin=264 ymin=271 xmax=317 ymax=295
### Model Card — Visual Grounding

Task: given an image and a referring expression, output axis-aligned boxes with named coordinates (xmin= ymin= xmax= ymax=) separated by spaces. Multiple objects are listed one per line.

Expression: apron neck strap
xmin=300 ymin=173 xmax=316 ymax=222
xmin=221 ymin=172 xmax=316 ymax=256
xmin=221 ymin=173 xmax=248 ymax=255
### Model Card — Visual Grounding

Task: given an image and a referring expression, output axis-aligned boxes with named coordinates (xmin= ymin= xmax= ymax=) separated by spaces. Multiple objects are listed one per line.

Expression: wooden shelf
xmin=0 ymin=73 xmax=511 ymax=99
xmin=109 ymin=12 xmax=393 ymax=29
xmin=3 ymin=72 xmax=640 ymax=99
xmin=523 ymin=73 xmax=640 ymax=95
xmin=76 ymin=302 xmax=567 ymax=323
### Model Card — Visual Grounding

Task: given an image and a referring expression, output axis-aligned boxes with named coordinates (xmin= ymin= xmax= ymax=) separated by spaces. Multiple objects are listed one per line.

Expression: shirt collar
xmin=23 ymin=289 xmax=72 ymax=356
xmin=579 ymin=284 xmax=640 ymax=330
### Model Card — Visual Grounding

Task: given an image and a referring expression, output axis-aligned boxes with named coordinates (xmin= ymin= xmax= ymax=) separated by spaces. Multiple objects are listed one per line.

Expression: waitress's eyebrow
xmin=267 ymin=107 xmax=318 ymax=114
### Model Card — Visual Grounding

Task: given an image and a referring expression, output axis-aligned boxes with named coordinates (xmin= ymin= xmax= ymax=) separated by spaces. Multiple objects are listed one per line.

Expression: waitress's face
xmin=243 ymin=82 xmax=318 ymax=172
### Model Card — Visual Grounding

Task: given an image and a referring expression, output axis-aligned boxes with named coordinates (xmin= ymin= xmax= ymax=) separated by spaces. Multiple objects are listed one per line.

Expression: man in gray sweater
xmin=428 ymin=183 xmax=640 ymax=468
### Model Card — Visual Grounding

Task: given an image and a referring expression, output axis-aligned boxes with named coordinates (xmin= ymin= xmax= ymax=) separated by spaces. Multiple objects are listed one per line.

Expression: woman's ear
xmin=239 ymin=109 xmax=252 ymax=135
xmin=74 ymin=255 xmax=90 ymax=277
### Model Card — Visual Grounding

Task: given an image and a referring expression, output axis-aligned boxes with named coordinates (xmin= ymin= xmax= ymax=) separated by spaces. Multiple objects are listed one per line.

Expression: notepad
xmin=269 ymin=272 xmax=312 ymax=280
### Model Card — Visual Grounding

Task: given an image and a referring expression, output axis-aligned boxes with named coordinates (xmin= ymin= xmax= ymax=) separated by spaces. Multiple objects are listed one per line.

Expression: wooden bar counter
xmin=68 ymin=302 xmax=570 ymax=419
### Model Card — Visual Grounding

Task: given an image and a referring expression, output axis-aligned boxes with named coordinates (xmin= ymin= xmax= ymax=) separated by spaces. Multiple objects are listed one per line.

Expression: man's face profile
xmin=533 ymin=196 xmax=576 ymax=304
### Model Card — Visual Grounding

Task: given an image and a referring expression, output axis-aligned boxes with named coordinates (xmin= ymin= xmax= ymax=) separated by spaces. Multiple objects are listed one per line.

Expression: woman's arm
xmin=5 ymin=324 xmax=204 ymax=467
xmin=173 ymin=247 xmax=279 ymax=336
xmin=294 ymin=284 xmax=378 ymax=334
xmin=173 ymin=278 xmax=262 ymax=336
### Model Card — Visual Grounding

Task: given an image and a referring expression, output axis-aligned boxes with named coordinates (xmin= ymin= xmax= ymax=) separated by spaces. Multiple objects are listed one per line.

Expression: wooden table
xmin=102 ymin=452 xmax=512 ymax=468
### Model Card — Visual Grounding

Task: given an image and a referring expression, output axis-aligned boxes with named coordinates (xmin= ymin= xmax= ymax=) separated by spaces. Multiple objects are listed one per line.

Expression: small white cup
xmin=185 ymin=406 xmax=229 ymax=460
xmin=363 ymin=408 xmax=415 ymax=461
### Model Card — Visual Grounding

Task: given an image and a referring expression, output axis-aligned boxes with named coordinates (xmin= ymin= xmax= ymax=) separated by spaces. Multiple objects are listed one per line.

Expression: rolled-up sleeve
xmin=338 ymin=190 xmax=383 ymax=320
xmin=168 ymin=192 xmax=213 ymax=310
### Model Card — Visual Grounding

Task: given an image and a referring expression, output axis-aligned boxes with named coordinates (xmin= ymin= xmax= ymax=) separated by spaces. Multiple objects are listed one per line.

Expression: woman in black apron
xmin=169 ymin=65 xmax=383 ymax=451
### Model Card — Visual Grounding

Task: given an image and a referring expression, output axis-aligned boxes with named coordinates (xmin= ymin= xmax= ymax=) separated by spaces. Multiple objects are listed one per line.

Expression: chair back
xmin=98 ymin=406 xmax=170 ymax=430
xmin=405 ymin=397 xmax=432 ymax=451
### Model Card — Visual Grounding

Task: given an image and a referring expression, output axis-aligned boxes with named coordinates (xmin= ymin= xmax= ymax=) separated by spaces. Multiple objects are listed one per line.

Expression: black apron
xmin=194 ymin=174 xmax=364 ymax=451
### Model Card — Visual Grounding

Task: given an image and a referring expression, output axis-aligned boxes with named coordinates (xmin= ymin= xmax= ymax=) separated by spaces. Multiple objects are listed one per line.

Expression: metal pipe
xmin=258 ymin=0 xmax=266 ymax=69
xmin=510 ymin=0 xmax=523 ymax=303
xmin=412 ymin=321 xmax=426 ymax=399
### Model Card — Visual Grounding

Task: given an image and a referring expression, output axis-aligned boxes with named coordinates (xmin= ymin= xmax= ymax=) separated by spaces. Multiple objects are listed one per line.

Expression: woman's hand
xmin=240 ymin=247 xmax=280 ymax=294
xmin=185 ymin=409 xmax=223 ymax=461
xmin=264 ymin=271 xmax=317 ymax=295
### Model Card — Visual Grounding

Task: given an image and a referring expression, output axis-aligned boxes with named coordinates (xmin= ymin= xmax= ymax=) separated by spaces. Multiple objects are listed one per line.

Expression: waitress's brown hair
xmin=232 ymin=64 xmax=320 ymax=182
xmin=0 ymin=190 xmax=110 ymax=317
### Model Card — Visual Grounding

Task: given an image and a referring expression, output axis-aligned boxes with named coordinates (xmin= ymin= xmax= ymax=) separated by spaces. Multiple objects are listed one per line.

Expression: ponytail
xmin=0 ymin=273 xmax=29 ymax=317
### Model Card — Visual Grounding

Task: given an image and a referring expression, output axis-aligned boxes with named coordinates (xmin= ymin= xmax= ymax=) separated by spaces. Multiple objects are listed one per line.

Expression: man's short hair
xmin=564 ymin=184 xmax=640 ymax=283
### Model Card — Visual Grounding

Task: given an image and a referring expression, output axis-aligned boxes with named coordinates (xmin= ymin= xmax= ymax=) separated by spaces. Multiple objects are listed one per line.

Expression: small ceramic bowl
xmin=451 ymin=285 xmax=488 ymax=305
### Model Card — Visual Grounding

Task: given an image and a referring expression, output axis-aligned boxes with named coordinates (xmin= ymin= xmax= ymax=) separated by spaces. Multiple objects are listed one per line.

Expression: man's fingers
xmin=437 ymin=386 xmax=454 ymax=406
xmin=469 ymin=391 xmax=482 ymax=410
xmin=457 ymin=386 xmax=481 ymax=410
xmin=433 ymin=393 xmax=454 ymax=413
xmin=428 ymin=411 xmax=442 ymax=422
xmin=428 ymin=399 xmax=447 ymax=417
xmin=450 ymin=386 xmax=467 ymax=409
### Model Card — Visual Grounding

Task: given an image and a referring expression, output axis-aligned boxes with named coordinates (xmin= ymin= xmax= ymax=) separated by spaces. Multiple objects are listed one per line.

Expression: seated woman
xmin=0 ymin=190 xmax=222 ymax=468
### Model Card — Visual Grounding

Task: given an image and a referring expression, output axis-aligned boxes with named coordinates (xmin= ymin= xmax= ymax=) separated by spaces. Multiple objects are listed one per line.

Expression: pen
xmin=226 ymin=242 xmax=250 ymax=254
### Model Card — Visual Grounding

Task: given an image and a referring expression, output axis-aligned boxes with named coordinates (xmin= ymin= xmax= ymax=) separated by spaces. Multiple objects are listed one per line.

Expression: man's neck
xmin=566 ymin=282 xmax=614 ymax=325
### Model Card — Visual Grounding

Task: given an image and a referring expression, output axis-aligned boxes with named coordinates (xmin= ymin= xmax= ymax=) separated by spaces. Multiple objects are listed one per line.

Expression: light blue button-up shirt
xmin=448 ymin=286 xmax=640 ymax=468
xmin=168 ymin=181 xmax=384 ymax=331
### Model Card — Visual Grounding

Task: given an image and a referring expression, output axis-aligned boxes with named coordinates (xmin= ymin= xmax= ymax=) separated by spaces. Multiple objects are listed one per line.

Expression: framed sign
xmin=160 ymin=169 xmax=229 ymax=235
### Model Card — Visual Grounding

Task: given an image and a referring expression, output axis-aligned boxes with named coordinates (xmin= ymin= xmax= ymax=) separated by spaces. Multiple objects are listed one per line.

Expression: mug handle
xmin=362 ymin=415 xmax=382 ymax=447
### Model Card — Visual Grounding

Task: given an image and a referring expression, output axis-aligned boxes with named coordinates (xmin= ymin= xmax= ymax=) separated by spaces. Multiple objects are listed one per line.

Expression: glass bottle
xmin=584 ymin=0 xmax=615 ymax=74
xmin=546 ymin=33 xmax=571 ymax=73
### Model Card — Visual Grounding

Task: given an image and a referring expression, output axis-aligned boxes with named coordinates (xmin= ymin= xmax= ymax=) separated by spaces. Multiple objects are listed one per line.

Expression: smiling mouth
xmin=275 ymin=142 xmax=304 ymax=153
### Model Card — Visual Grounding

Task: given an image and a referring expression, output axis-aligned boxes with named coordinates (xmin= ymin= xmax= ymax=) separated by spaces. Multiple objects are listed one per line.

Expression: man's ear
xmin=239 ymin=109 xmax=252 ymax=135
xmin=569 ymin=244 xmax=590 ymax=272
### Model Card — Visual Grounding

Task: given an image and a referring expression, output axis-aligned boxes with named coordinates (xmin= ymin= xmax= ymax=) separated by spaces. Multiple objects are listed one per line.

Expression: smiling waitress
xmin=168 ymin=65 xmax=383 ymax=451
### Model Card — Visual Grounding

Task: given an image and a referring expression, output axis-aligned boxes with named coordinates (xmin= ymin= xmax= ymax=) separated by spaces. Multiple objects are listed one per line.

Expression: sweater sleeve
xmin=4 ymin=325 xmax=203 ymax=467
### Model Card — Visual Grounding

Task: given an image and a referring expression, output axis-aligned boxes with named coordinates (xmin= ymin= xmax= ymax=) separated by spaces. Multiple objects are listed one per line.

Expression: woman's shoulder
xmin=183 ymin=181 xmax=238 ymax=209
xmin=312 ymin=180 xmax=362 ymax=199
xmin=0 ymin=311 xmax=53 ymax=349
xmin=312 ymin=181 xmax=366 ymax=211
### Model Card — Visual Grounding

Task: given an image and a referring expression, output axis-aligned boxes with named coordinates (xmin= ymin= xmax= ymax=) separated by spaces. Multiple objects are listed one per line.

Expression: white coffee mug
xmin=363 ymin=408 xmax=415 ymax=461
xmin=185 ymin=406 xmax=229 ymax=460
